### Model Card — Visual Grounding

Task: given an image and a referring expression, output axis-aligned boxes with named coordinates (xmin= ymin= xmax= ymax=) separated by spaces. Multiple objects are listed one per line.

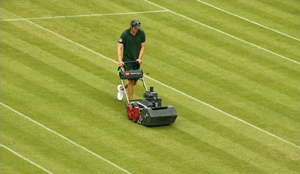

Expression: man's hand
xmin=119 ymin=61 xmax=124 ymax=67
xmin=137 ymin=59 xmax=142 ymax=64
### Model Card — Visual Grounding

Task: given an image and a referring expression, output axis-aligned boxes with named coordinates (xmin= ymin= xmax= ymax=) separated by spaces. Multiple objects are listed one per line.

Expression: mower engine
xmin=140 ymin=86 xmax=161 ymax=107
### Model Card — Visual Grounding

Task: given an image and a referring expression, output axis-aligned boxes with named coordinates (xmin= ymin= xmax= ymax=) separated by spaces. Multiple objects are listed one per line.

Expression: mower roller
xmin=118 ymin=61 xmax=177 ymax=126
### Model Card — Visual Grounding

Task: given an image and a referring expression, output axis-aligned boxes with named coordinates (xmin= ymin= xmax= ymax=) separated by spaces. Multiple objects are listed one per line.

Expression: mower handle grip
xmin=117 ymin=60 xmax=139 ymax=71
xmin=123 ymin=60 xmax=139 ymax=64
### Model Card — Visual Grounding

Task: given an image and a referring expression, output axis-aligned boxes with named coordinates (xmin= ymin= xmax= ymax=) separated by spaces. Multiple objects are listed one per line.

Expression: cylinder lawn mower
xmin=118 ymin=61 xmax=177 ymax=126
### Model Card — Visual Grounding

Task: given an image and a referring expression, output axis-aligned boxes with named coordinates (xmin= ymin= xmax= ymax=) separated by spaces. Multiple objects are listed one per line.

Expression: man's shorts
xmin=124 ymin=62 xmax=140 ymax=81
xmin=124 ymin=62 xmax=140 ymax=71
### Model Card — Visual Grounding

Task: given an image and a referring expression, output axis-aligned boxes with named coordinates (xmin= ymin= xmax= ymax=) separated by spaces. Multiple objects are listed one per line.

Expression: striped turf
xmin=1 ymin=0 xmax=299 ymax=174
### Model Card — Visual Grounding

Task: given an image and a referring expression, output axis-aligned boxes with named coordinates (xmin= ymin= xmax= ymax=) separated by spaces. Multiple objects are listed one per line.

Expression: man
xmin=117 ymin=19 xmax=146 ymax=101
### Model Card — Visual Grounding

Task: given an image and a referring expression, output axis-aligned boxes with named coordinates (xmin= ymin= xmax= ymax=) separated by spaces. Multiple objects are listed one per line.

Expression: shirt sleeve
xmin=141 ymin=31 xmax=146 ymax=43
xmin=118 ymin=32 xmax=125 ymax=44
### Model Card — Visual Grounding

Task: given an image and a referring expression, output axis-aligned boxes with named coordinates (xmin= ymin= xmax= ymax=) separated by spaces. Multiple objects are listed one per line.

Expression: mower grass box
xmin=140 ymin=106 xmax=177 ymax=126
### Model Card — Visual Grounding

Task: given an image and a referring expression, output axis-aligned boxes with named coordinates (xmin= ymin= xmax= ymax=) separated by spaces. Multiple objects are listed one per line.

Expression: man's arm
xmin=137 ymin=42 xmax=145 ymax=64
xmin=117 ymin=43 xmax=124 ymax=66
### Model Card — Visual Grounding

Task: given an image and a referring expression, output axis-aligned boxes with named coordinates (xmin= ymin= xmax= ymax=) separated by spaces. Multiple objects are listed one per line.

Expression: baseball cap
xmin=131 ymin=19 xmax=141 ymax=29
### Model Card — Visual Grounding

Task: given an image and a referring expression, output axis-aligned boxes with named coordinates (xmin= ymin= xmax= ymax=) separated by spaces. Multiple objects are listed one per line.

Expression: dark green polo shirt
xmin=118 ymin=28 xmax=145 ymax=62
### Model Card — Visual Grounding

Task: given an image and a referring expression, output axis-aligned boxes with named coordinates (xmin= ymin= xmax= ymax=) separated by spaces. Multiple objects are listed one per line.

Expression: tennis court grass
xmin=1 ymin=0 xmax=299 ymax=173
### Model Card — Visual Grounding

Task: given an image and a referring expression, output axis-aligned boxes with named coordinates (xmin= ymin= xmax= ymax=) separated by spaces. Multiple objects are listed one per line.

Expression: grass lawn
xmin=1 ymin=0 xmax=299 ymax=173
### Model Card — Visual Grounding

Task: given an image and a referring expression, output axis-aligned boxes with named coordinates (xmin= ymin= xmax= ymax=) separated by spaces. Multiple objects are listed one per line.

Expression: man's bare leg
xmin=120 ymin=83 xmax=128 ymax=90
xmin=128 ymin=80 xmax=136 ymax=101
xmin=120 ymin=80 xmax=137 ymax=101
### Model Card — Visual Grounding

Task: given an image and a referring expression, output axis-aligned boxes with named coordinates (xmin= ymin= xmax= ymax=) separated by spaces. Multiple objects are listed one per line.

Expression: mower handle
xmin=117 ymin=60 xmax=139 ymax=71
xmin=123 ymin=60 xmax=139 ymax=64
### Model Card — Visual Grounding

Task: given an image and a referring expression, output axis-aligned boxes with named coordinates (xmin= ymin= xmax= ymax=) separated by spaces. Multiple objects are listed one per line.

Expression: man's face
xmin=131 ymin=27 xmax=139 ymax=35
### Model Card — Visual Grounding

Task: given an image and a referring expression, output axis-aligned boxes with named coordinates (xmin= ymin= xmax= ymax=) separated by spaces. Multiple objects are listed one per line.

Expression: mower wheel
xmin=132 ymin=106 xmax=140 ymax=122
xmin=127 ymin=104 xmax=132 ymax=120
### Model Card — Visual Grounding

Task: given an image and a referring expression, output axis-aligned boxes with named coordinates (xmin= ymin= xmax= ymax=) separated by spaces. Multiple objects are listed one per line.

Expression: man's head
xmin=131 ymin=19 xmax=141 ymax=30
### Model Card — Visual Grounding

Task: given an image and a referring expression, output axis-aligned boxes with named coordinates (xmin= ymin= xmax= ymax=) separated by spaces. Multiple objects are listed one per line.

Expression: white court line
xmin=197 ymin=0 xmax=300 ymax=42
xmin=0 ymin=10 xmax=168 ymax=22
xmin=144 ymin=0 xmax=300 ymax=65
xmin=0 ymin=143 xmax=53 ymax=174
xmin=25 ymin=19 xmax=299 ymax=149
xmin=0 ymin=102 xmax=132 ymax=174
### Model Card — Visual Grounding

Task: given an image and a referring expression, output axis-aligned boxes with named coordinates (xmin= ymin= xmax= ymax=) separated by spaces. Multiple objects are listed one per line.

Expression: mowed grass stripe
xmin=0 ymin=30 xmax=130 ymax=128
xmin=141 ymin=14 xmax=299 ymax=141
xmin=197 ymin=0 xmax=300 ymax=42
xmin=145 ymin=19 xmax=299 ymax=97
xmin=1 ymin=104 xmax=127 ymax=174
xmin=0 ymin=28 xmax=135 ymax=173
xmin=2 ymin=87 xmax=296 ymax=174
xmin=0 ymin=102 xmax=248 ymax=173
xmin=0 ymin=0 xmax=169 ymax=22
xmin=0 ymin=144 xmax=52 ymax=174
xmin=147 ymin=48 xmax=299 ymax=122
xmin=146 ymin=21 xmax=299 ymax=106
xmin=146 ymin=55 xmax=299 ymax=141
xmin=0 ymin=0 xmax=165 ymax=21
xmin=0 ymin=31 xmax=138 ymax=173
xmin=192 ymin=0 xmax=300 ymax=58
xmin=0 ymin=143 xmax=53 ymax=174
xmin=231 ymin=0 xmax=300 ymax=39
xmin=145 ymin=0 xmax=300 ymax=63
xmin=149 ymin=77 xmax=299 ymax=152
xmin=142 ymin=1 xmax=299 ymax=140
xmin=2 ymin=69 xmax=298 ymax=174
xmin=1 ymin=10 xmax=168 ymax=22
